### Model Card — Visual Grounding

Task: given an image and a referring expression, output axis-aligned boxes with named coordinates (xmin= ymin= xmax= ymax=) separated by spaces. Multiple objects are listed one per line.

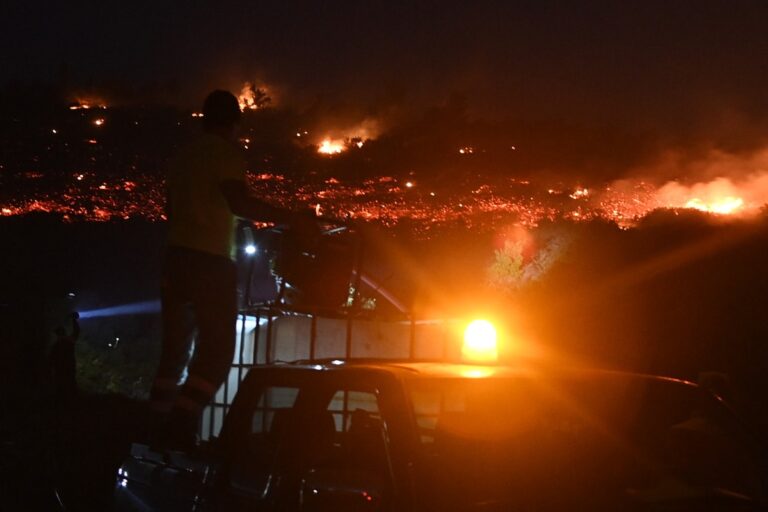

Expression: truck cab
xmin=115 ymin=360 xmax=768 ymax=512
xmin=115 ymin=226 xmax=768 ymax=510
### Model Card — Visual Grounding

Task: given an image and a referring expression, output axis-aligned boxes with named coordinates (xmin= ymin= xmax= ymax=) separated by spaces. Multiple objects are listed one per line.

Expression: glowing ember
xmin=93 ymin=118 xmax=105 ymax=127
xmin=570 ymin=188 xmax=589 ymax=199
xmin=5 ymin=172 xmax=752 ymax=230
xmin=318 ymin=139 xmax=345 ymax=155
xmin=684 ymin=196 xmax=745 ymax=214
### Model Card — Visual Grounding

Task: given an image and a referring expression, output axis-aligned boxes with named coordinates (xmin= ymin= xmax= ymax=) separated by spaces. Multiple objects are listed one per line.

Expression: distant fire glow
xmin=68 ymin=97 xmax=107 ymax=110
xmin=685 ymin=196 xmax=745 ymax=214
xmin=318 ymin=139 xmax=345 ymax=155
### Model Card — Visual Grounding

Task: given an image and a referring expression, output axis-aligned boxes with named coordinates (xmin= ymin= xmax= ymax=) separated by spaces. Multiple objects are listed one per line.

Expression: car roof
xmin=269 ymin=358 xmax=699 ymax=387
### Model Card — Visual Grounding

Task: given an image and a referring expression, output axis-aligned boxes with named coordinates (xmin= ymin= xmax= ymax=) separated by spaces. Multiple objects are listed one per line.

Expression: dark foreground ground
xmin=3 ymin=211 xmax=768 ymax=510
xmin=1 ymin=215 xmax=164 ymax=511
xmin=1 ymin=393 xmax=147 ymax=511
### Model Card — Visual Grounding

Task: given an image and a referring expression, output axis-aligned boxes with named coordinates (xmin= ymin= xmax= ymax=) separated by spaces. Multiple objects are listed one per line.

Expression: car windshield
xmin=407 ymin=374 xmax=764 ymax=510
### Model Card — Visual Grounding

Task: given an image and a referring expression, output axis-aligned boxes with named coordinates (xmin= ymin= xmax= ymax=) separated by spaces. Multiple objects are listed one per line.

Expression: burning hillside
xmin=3 ymin=93 xmax=768 ymax=233
xmin=2 ymin=168 xmax=766 ymax=234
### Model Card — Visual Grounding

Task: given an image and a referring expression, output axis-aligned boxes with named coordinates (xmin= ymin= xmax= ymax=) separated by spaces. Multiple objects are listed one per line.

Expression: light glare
xmin=463 ymin=319 xmax=498 ymax=363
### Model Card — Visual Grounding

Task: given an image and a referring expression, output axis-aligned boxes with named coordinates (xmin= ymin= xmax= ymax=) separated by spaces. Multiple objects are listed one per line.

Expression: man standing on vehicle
xmin=150 ymin=90 xmax=315 ymax=448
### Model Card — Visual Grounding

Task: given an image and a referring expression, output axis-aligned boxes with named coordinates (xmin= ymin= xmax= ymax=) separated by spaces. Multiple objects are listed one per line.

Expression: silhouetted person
xmin=51 ymin=312 xmax=80 ymax=404
xmin=150 ymin=90 xmax=316 ymax=448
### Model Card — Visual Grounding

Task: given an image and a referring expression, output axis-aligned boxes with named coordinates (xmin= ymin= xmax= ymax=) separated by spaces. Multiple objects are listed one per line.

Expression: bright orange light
xmin=317 ymin=139 xmax=345 ymax=155
xmin=684 ymin=196 xmax=744 ymax=214
xmin=462 ymin=319 xmax=498 ymax=363
xmin=93 ymin=118 xmax=105 ymax=126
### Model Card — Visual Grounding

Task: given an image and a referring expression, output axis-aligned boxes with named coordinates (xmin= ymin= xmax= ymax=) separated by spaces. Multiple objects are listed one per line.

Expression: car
xmin=114 ymin=358 xmax=768 ymax=511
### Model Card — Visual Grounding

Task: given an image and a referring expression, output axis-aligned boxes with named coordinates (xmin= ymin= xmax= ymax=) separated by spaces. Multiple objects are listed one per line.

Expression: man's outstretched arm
xmin=220 ymin=180 xmax=291 ymax=223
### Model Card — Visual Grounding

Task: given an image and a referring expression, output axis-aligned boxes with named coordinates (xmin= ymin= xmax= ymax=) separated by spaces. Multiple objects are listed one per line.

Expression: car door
xmin=212 ymin=367 xmax=403 ymax=511
xmin=295 ymin=371 xmax=398 ymax=512
xmin=212 ymin=367 xmax=312 ymax=511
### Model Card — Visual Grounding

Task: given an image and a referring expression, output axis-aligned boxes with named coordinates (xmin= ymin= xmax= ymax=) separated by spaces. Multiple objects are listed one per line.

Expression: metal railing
xmin=201 ymin=302 xmax=435 ymax=440
xmin=200 ymin=222 xmax=455 ymax=439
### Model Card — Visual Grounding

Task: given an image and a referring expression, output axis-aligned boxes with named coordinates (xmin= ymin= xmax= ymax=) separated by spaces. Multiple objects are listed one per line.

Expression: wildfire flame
xmin=684 ymin=196 xmax=745 ymax=214
xmin=238 ymin=82 xmax=271 ymax=111
xmin=313 ymin=118 xmax=380 ymax=155
xmin=655 ymin=177 xmax=753 ymax=216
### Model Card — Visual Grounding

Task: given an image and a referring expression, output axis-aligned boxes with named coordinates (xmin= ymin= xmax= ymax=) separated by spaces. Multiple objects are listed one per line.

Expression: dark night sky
xmin=4 ymin=1 xmax=768 ymax=177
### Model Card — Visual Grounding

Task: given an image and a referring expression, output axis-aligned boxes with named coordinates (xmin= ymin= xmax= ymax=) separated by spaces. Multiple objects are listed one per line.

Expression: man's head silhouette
xmin=202 ymin=90 xmax=241 ymax=132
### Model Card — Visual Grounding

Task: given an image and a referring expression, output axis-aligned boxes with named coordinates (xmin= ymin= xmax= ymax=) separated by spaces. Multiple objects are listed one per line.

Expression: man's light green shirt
xmin=166 ymin=133 xmax=245 ymax=260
